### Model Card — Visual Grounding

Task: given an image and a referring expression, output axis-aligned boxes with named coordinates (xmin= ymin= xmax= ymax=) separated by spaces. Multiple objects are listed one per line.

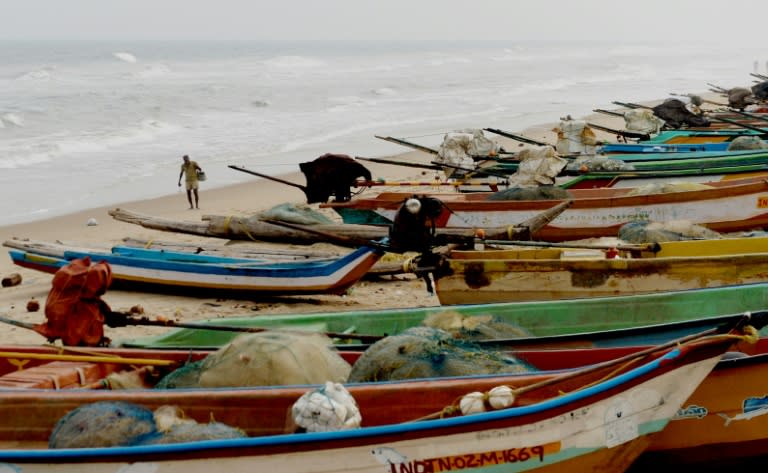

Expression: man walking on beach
xmin=178 ymin=155 xmax=203 ymax=209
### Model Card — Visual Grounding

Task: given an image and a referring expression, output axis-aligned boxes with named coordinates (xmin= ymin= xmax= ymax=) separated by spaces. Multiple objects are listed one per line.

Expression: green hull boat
xmin=122 ymin=282 xmax=768 ymax=350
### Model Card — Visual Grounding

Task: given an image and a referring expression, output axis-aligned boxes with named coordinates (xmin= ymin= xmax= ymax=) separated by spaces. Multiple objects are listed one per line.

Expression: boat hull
xmin=0 ymin=342 xmax=727 ymax=473
xmin=326 ymin=177 xmax=768 ymax=241
xmin=435 ymin=239 xmax=768 ymax=304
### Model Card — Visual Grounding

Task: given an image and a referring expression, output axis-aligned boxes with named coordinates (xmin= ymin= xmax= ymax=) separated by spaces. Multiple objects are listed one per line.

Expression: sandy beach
xmin=0 ymin=111 xmax=628 ymax=346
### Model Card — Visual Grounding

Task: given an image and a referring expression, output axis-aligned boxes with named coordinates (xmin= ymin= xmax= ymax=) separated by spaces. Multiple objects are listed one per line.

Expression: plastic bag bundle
xmin=348 ymin=327 xmax=533 ymax=383
xmin=623 ymin=109 xmax=665 ymax=134
xmin=49 ymin=401 xmax=157 ymax=448
xmin=618 ymin=220 xmax=722 ymax=244
xmin=291 ymin=381 xmax=361 ymax=433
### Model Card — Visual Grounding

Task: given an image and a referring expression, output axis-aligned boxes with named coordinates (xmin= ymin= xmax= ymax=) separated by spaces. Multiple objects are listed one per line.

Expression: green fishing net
xmin=348 ymin=327 xmax=534 ymax=382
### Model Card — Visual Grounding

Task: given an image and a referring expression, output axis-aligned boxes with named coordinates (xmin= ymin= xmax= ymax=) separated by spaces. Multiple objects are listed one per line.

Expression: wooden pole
xmin=228 ymin=165 xmax=308 ymax=192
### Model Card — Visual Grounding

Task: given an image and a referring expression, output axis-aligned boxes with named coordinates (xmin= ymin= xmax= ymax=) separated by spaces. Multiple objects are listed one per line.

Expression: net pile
xmin=348 ymin=327 xmax=533 ymax=382
xmin=422 ymin=311 xmax=531 ymax=341
xmin=486 ymin=185 xmax=571 ymax=201
xmin=618 ymin=220 xmax=722 ymax=243
xmin=49 ymin=402 xmax=245 ymax=448
xmin=155 ymin=331 xmax=351 ymax=389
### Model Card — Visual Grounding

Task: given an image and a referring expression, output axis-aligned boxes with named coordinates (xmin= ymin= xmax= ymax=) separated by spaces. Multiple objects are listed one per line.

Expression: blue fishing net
xmin=49 ymin=401 xmax=158 ymax=448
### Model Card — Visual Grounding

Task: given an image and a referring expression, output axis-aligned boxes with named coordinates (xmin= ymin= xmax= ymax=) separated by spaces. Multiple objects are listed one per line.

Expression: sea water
xmin=0 ymin=39 xmax=765 ymax=225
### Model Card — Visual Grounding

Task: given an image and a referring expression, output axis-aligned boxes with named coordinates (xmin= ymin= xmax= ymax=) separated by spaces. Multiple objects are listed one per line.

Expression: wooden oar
xmin=0 ymin=351 xmax=176 ymax=366
xmin=483 ymin=128 xmax=552 ymax=147
xmin=585 ymin=122 xmax=650 ymax=141
xmin=708 ymin=115 xmax=768 ymax=134
xmin=374 ymin=135 xmax=439 ymax=155
xmin=228 ymin=164 xmax=308 ymax=192
xmin=355 ymin=156 xmax=443 ymax=171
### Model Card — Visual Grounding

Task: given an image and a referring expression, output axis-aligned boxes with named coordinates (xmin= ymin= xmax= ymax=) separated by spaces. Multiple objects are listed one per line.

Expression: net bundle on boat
xmin=49 ymin=402 xmax=245 ymax=448
xmin=422 ymin=311 xmax=532 ymax=341
xmin=348 ymin=327 xmax=534 ymax=383
xmin=155 ymin=331 xmax=351 ymax=389
xmin=618 ymin=220 xmax=722 ymax=244
xmin=486 ymin=184 xmax=571 ymax=201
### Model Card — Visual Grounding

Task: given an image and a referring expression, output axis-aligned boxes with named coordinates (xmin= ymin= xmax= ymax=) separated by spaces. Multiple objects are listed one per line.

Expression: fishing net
xmin=727 ymin=136 xmax=768 ymax=151
xmin=140 ymin=405 xmax=246 ymax=444
xmin=348 ymin=327 xmax=534 ymax=383
xmin=618 ymin=220 xmax=722 ymax=244
xmin=258 ymin=203 xmax=335 ymax=225
xmin=49 ymin=401 xmax=157 ymax=448
xmin=49 ymin=402 xmax=247 ymax=448
xmin=155 ymin=359 xmax=206 ymax=389
xmin=565 ymin=156 xmax=635 ymax=173
xmin=156 ymin=331 xmax=351 ymax=389
xmin=553 ymin=119 xmax=597 ymax=155
xmin=486 ymin=185 xmax=571 ymax=201
xmin=422 ymin=311 xmax=531 ymax=341
xmin=624 ymin=181 xmax=714 ymax=196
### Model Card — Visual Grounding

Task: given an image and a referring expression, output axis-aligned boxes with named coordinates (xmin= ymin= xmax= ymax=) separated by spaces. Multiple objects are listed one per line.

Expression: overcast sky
xmin=2 ymin=0 xmax=766 ymax=42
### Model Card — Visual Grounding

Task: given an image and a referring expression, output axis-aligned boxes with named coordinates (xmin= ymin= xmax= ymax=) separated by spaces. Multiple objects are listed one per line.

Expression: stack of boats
xmin=5 ymin=90 xmax=768 ymax=472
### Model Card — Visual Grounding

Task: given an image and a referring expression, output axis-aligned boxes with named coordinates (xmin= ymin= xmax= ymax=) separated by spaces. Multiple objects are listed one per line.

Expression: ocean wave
xmin=0 ymin=113 xmax=25 ymax=127
xmin=251 ymin=99 xmax=270 ymax=107
xmin=16 ymin=67 xmax=55 ymax=81
xmin=428 ymin=56 xmax=472 ymax=66
xmin=113 ymin=52 xmax=138 ymax=63
xmin=133 ymin=64 xmax=171 ymax=78
xmin=262 ymin=55 xmax=325 ymax=68
xmin=371 ymin=87 xmax=397 ymax=96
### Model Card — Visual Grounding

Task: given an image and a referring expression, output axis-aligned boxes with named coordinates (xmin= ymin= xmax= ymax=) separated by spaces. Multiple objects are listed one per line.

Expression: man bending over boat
xmin=178 ymin=155 xmax=203 ymax=209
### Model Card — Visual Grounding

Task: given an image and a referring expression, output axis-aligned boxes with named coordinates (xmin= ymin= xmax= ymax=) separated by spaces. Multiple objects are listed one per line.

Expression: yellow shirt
xmin=181 ymin=161 xmax=199 ymax=184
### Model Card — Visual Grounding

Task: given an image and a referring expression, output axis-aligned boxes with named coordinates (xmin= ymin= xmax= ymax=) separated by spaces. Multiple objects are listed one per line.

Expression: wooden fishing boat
xmin=324 ymin=175 xmax=768 ymax=240
xmin=4 ymin=242 xmax=384 ymax=297
xmin=0 ymin=326 xmax=744 ymax=472
xmin=121 ymin=283 xmax=768 ymax=350
xmin=432 ymin=236 xmax=768 ymax=305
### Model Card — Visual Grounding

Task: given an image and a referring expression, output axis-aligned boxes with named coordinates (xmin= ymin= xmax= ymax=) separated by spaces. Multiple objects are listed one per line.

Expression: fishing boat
xmin=0 ymin=324 xmax=746 ymax=472
xmin=324 ymin=175 xmax=768 ymax=240
xmin=430 ymin=236 xmax=768 ymax=305
xmin=3 ymin=241 xmax=384 ymax=297
xmin=119 ymin=282 xmax=768 ymax=350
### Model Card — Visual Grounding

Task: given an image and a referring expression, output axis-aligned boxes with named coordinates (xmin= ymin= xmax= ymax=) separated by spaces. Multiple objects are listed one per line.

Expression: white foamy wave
xmin=44 ymin=119 xmax=181 ymax=157
xmin=262 ymin=55 xmax=325 ymax=68
xmin=16 ymin=67 xmax=54 ymax=81
xmin=1 ymin=113 xmax=25 ymax=127
xmin=0 ymin=151 xmax=53 ymax=169
xmin=502 ymin=77 xmax=577 ymax=96
xmin=428 ymin=56 xmax=471 ymax=66
xmin=133 ymin=64 xmax=171 ymax=78
xmin=113 ymin=52 xmax=138 ymax=63
xmin=371 ymin=87 xmax=397 ymax=96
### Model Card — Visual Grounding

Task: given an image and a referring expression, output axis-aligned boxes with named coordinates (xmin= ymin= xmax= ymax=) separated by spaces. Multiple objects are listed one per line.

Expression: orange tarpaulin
xmin=36 ymin=257 xmax=112 ymax=346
